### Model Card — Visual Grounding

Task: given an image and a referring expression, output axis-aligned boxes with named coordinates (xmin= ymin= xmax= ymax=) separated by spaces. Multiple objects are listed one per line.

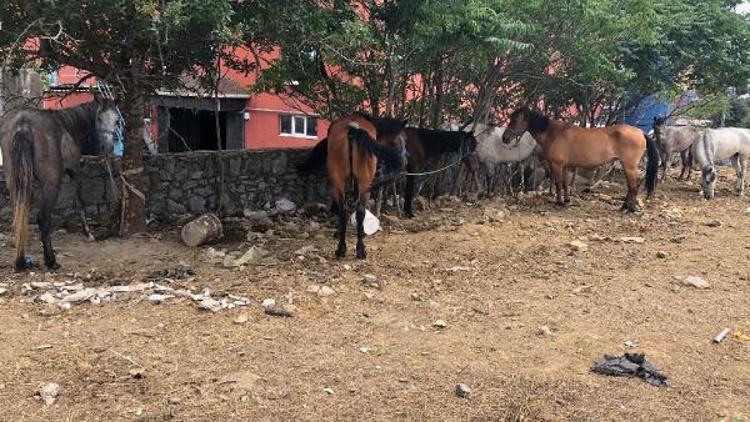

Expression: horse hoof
xmin=85 ymin=234 xmax=96 ymax=242
xmin=45 ymin=261 xmax=61 ymax=271
xmin=554 ymin=201 xmax=567 ymax=209
xmin=356 ymin=250 xmax=367 ymax=260
xmin=621 ymin=202 xmax=640 ymax=213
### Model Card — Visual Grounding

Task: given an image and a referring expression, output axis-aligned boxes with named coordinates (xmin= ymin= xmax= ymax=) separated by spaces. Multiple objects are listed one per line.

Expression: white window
xmin=280 ymin=115 xmax=317 ymax=138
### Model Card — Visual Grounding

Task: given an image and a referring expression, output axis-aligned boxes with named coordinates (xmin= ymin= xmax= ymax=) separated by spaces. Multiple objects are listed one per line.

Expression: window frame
xmin=279 ymin=114 xmax=318 ymax=139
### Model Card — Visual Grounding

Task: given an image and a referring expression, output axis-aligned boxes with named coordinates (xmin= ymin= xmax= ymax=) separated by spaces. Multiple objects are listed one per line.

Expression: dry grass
xmin=1 ymin=167 xmax=749 ymax=421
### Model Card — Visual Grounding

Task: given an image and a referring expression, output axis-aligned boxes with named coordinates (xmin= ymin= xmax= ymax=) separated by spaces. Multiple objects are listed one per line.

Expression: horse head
xmin=653 ymin=115 xmax=668 ymax=141
xmin=503 ymin=107 xmax=545 ymax=144
xmin=93 ymin=96 xmax=120 ymax=156
xmin=700 ymin=166 xmax=717 ymax=200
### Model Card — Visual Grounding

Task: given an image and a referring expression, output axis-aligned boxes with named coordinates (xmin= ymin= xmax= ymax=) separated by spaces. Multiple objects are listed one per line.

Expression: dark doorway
xmin=167 ymin=108 xmax=228 ymax=152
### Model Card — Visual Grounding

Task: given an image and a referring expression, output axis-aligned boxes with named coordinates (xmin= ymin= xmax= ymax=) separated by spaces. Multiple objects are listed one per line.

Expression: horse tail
xmin=644 ymin=133 xmax=659 ymax=198
xmin=296 ymin=138 xmax=328 ymax=173
xmin=347 ymin=123 xmax=403 ymax=174
xmin=10 ymin=118 xmax=34 ymax=266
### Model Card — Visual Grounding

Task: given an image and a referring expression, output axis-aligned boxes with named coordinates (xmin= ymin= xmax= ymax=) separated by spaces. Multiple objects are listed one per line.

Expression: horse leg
xmin=733 ymin=154 xmax=746 ymax=195
xmin=740 ymin=155 xmax=748 ymax=196
xmin=660 ymin=147 xmax=669 ymax=181
xmin=38 ymin=181 xmax=61 ymax=270
xmin=330 ymin=180 xmax=347 ymax=259
xmin=404 ymin=175 xmax=416 ymax=218
xmin=621 ymin=166 xmax=640 ymax=213
xmin=68 ymin=170 xmax=96 ymax=242
xmin=551 ymin=163 xmax=565 ymax=207
xmin=563 ymin=166 xmax=571 ymax=204
xmin=683 ymin=149 xmax=693 ymax=181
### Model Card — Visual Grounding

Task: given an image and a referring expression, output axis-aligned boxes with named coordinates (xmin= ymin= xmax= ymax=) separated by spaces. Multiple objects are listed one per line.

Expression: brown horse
xmin=326 ymin=114 xmax=406 ymax=259
xmin=502 ymin=108 xmax=659 ymax=212
xmin=0 ymin=97 xmax=119 ymax=271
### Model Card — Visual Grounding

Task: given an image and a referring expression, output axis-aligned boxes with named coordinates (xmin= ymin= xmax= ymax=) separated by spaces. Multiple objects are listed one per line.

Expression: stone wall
xmin=0 ymin=149 xmax=330 ymax=225
xmin=0 ymin=148 xmax=474 ymax=227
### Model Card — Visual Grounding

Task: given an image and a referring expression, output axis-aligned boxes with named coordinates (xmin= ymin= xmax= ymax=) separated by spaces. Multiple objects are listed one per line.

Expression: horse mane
xmin=352 ymin=112 xmax=406 ymax=137
xmin=408 ymin=128 xmax=469 ymax=157
xmin=527 ymin=109 xmax=550 ymax=134
xmin=43 ymin=100 xmax=103 ymax=155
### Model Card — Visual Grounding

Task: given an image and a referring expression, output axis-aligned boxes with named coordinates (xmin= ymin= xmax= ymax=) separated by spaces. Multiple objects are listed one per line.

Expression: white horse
xmin=692 ymin=127 xmax=750 ymax=199
xmin=442 ymin=123 xmax=542 ymax=194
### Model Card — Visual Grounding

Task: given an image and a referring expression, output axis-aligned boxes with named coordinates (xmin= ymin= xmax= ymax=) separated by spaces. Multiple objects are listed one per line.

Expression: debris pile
xmin=591 ymin=353 xmax=669 ymax=387
xmin=18 ymin=269 xmax=250 ymax=313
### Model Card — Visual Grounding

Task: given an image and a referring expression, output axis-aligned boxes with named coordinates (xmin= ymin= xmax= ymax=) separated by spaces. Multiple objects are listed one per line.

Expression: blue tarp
xmin=623 ymin=96 xmax=671 ymax=133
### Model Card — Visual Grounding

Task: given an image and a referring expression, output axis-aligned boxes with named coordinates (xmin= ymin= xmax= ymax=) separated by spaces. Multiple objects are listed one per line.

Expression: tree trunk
xmin=119 ymin=62 xmax=148 ymax=236
xmin=429 ymin=58 xmax=445 ymax=128
xmin=181 ymin=213 xmax=223 ymax=247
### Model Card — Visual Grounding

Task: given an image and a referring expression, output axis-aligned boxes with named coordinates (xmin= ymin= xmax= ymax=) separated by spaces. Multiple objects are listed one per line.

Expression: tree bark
xmin=119 ymin=59 xmax=148 ymax=236
xmin=181 ymin=213 xmax=223 ymax=247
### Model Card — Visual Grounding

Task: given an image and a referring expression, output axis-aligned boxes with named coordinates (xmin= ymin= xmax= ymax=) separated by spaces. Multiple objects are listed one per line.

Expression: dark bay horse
xmin=400 ymin=128 xmax=477 ymax=217
xmin=326 ymin=114 xmax=406 ymax=259
xmin=0 ymin=97 xmax=119 ymax=271
xmin=502 ymin=108 xmax=659 ymax=212
xmin=653 ymin=116 xmax=701 ymax=181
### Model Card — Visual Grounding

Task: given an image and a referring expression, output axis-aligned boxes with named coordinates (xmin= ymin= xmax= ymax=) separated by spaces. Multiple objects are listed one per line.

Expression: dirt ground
xmin=1 ymin=168 xmax=749 ymax=422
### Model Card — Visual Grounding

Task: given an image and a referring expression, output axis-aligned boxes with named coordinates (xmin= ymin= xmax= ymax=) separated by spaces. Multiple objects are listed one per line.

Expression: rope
xmin=402 ymin=138 xmax=470 ymax=177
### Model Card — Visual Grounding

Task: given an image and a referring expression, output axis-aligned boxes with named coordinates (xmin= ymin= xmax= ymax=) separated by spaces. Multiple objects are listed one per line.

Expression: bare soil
xmin=1 ymin=168 xmax=749 ymax=422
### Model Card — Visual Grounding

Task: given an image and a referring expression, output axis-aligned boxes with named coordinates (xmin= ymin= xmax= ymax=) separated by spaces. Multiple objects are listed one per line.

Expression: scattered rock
xmin=197 ymin=297 xmax=223 ymax=313
xmin=204 ymin=247 xmax=226 ymax=264
xmin=150 ymin=265 xmax=195 ymax=282
xmin=323 ymin=387 xmax=335 ymax=395
xmin=537 ymin=325 xmax=555 ymax=338
xmin=704 ymin=219 xmax=722 ymax=227
xmin=624 ymin=339 xmax=639 ymax=348
xmin=223 ymin=246 xmax=268 ymax=268
xmin=656 ymin=251 xmax=669 ymax=259
xmin=244 ymin=210 xmax=273 ymax=232
xmin=433 ymin=319 xmax=448 ymax=329
xmin=261 ymin=298 xmax=276 ymax=310
xmin=0 ymin=287 xmax=6 ymax=296
xmin=234 ymin=313 xmax=249 ymax=324
xmin=147 ymin=294 xmax=174 ymax=304
xmin=275 ymin=198 xmax=297 ymax=213
xmin=569 ymin=240 xmax=588 ymax=252
xmin=317 ymin=286 xmax=336 ymax=298
xmin=483 ymin=209 xmax=506 ymax=223
xmin=745 ymin=206 xmax=750 ymax=216
xmin=455 ymin=383 xmax=472 ymax=398
xmin=671 ymin=235 xmax=687 ymax=244
xmin=619 ymin=236 xmax=645 ymax=244
xmin=362 ymin=274 xmax=385 ymax=289
xmin=37 ymin=383 xmax=59 ymax=406
xmin=265 ymin=304 xmax=296 ymax=318
xmin=680 ymin=276 xmax=710 ymax=289
xmin=128 ymin=368 xmax=145 ymax=379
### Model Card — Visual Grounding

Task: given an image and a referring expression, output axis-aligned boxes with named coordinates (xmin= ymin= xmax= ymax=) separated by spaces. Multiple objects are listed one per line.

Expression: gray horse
xmin=692 ymin=127 xmax=750 ymax=199
xmin=0 ymin=97 xmax=119 ymax=271
xmin=653 ymin=116 xmax=702 ymax=181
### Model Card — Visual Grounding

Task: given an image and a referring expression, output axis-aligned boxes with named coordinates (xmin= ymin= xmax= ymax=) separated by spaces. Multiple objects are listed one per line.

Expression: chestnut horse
xmin=502 ymin=108 xmax=659 ymax=212
xmin=326 ymin=114 xmax=406 ymax=259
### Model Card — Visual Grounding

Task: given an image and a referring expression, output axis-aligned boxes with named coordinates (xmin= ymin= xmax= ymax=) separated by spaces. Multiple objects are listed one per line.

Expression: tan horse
xmin=502 ymin=108 xmax=659 ymax=212
xmin=326 ymin=113 xmax=406 ymax=259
